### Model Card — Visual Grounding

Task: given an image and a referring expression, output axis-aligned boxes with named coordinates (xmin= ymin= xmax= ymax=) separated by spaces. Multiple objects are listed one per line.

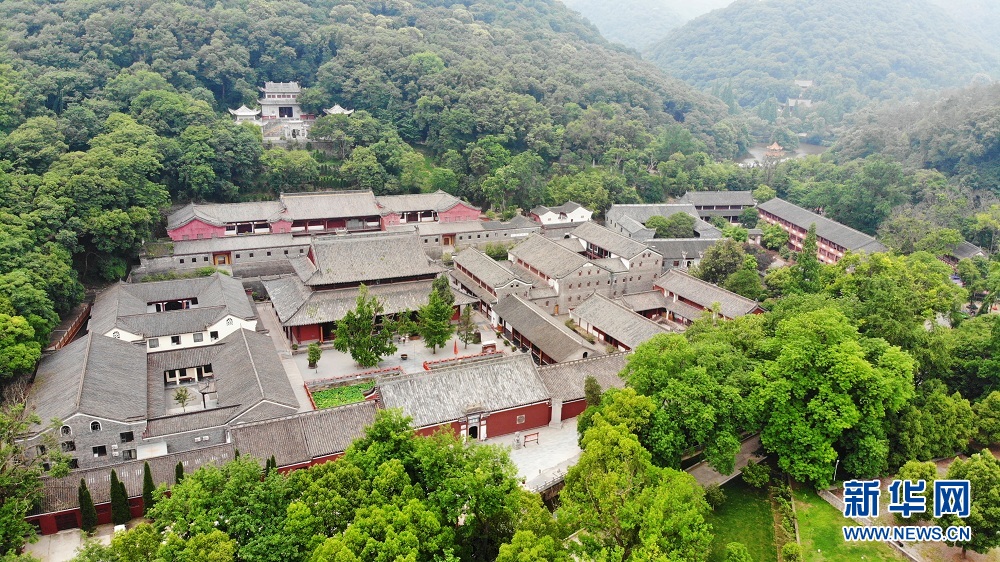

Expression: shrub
xmin=741 ymin=460 xmax=770 ymax=488
xmin=781 ymin=542 xmax=802 ymax=562
xmin=704 ymin=483 xmax=727 ymax=510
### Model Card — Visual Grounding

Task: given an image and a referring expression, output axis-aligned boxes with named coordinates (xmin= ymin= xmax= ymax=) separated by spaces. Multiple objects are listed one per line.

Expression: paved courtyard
xmin=484 ymin=418 xmax=582 ymax=491
xmin=25 ymin=523 xmax=115 ymax=562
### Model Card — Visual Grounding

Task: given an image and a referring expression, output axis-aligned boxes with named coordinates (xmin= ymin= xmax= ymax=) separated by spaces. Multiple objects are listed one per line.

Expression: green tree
xmin=457 ymin=306 xmax=477 ymax=349
xmin=333 ymin=284 xmax=397 ymax=368
xmin=895 ymin=461 xmax=936 ymax=522
xmin=790 ymin=224 xmax=822 ymax=293
xmin=417 ymin=290 xmax=455 ymax=354
xmin=584 ymin=376 xmax=603 ymax=407
xmin=110 ymin=469 xmax=131 ymax=525
xmin=888 ymin=380 xmax=975 ymax=468
xmin=0 ymin=314 xmax=41 ymax=380
xmin=79 ymin=479 xmax=98 ymax=535
xmin=724 ymin=542 xmax=755 ymax=562
xmin=174 ymin=462 xmax=184 ymax=485
xmin=432 ymin=275 xmax=455 ymax=308
xmin=496 ymin=531 xmax=568 ymax=562
xmin=311 ymin=500 xmax=454 ymax=562
xmin=938 ymin=451 xmax=1000 ymax=555
xmin=757 ymin=307 xmax=915 ymax=486
xmin=759 ymin=223 xmax=789 ymax=251
xmin=307 ymin=343 xmax=322 ymax=369
xmin=741 ymin=461 xmax=770 ymax=489
xmin=974 ymin=391 xmax=1000 ymax=445
xmin=724 ymin=256 xmax=763 ymax=300
xmin=560 ymin=420 xmax=712 ymax=560
xmin=158 ymin=529 xmax=236 ymax=562
xmin=173 ymin=387 xmax=192 ymax=413
xmin=646 ymin=213 xmax=695 ymax=238
xmin=142 ymin=462 xmax=155 ymax=515
xmin=694 ymin=238 xmax=746 ymax=284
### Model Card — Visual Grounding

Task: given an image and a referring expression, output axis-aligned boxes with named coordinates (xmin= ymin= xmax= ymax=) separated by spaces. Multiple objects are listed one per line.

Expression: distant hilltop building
xmin=228 ymin=81 xmax=354 ymax=142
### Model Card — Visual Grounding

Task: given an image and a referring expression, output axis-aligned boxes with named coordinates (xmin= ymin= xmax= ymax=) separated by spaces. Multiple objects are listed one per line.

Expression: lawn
xmin=794 ymin=487 xmax=906 ymax=561
xmin=310 ymin=381 xmax=375 ymax=409
xmin=705 ymin=478 xmax=777 ymax=562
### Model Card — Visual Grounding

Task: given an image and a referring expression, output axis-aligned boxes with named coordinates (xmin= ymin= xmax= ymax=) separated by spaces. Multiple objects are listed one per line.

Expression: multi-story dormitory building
xmin=757 ymin=198 xmax=887 ymax=264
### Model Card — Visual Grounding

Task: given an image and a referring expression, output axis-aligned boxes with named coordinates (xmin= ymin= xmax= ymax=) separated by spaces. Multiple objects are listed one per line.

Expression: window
xmin=299 ymin=249 xmax=304 ymax=253
xmin=179 ymin=258 xmax=185 ymax=264
xmin=203 ymin=257 xmax=208 ymax=262
xmin=61 ymin=441 xmax=75 ymax=452
xmin=148 ymin=338 xmax=159 ymax=349
xmin=122 ymin=449 xmax=136 ymax=460
xmin=266 ymin=251 xmax=271 ymax=256
xmin=120 ymin=431 xmax=134 ymax=443
xmin=90 ymin=421 xmax=101 ymax=432
xmin=235 ymin=254 xmax=241 ymax=259
xmin=69 ymin=459 xmax=79 ymax=469
xmin=193 ymin=332 xmax=204 ymax=342
xmin=284 ymin=250 xmax=289 ymax=255
xmin=210 ymin=331 xmax=219 ymax=340
xmin=171 ymin=335 xmax=181 ymax=346
xmin=516 ymin=414 xmax=526 ymax=424
xmin=61 ymin=425 xmax=71 ymax=436
xmin=92 ymin=446 xmax=107 ymax=457
xmin=249 ymin=252 xmax=254 ymax=258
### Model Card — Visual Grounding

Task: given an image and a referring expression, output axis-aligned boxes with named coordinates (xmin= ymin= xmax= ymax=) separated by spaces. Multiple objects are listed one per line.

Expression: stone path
xmin=686 ymin=434 xmax=765 ymax=487
xmin=256 ymin=303 xmax=312 ymax=412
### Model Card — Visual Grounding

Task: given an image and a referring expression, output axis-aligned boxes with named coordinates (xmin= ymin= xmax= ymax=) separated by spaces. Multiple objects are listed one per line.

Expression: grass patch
xmin=311 ymin=381 xmax=375 ymax=409
xmin=794 ymin=487 xmax=906 ymax=561
xmin=705 ymin=478 xmax=777 ymax=562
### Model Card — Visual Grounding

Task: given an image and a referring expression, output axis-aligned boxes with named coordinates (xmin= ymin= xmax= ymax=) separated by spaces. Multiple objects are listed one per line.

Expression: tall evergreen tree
xmin=432 ymin=275 xmax=455 ymax=307
xmin=584 ymin=376 xmax=603 ymax=407
xmin=417 ymin=290 xmax=455 ymax=353
xmin=457 ymin=305 xmax=477 ymax=349
xmin=792 ymin=223 xmax=822 ymax=293
xmin=109 ymin=469 xmax=130 ymax=525
xmin=141 ymin=462 xmax=155 ymax=515
xmin=78 ymin=479 xmax=97 ymax=534
xmin=174 ymin=462 xmax=184 ymax=484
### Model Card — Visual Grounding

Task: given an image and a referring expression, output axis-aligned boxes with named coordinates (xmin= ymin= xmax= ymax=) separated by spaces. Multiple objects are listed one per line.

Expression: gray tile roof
xmin=654 ymin=270 xmax=761 ymax=319
xmin=119 ymin=307 xmax=232 ymax=339
xmin=644 ymin=238 xmax=719 ymax=260
xmin=482 ymin=215 xmax=539 ymax=230
xmin=34 ymin=444 xmax=236 ymax=515
xmin=493 ymin=295 xmax=594 ymax=363
xmin=145 ymin=330 xmax=298 ymax=425
xmin=229 ymin=401 xmax=377 ymax=467
xmin=263 ymin=81 xmax=301 ymax=93
xmin=89 ymin=274 xmax=256 ymax=337
xmin=279 ymin=191 xmax=382 ymax=221
xmin=508 ymin=234 xmax=590 ymax=279
xmin=144 ymin=405 xmax=242 ymax=438
xmin=264 ymin=277 xmax=474 ymax=327
xmin=679 ymin=191 xmax=756 ymax=207
xmin=571 ymin=294 xmax=669 ymax=350
xmin=171 ymin=233 xmax=308 ymax=255
xmin=295 ymin=233 xmax=444 ymax=286
xmin=537 ymin=353 xmax=628 ymax=402
xmin=606 ymin=204 xmax=699 ymax=227
xmin=453 ymin=248 xmax=526 ymax=288
xmin=570 ymin=221 xmax=653 ymax=259
xmin=615 ymin=291 xmax=668 ymax=313
xmin=414 ymin=221 xmax=484 ymax=236
xmin=378 ymin=355 xmax=550 ymax=428
xmin=376 ymin=191 xmax=477 ymax=214
xmin=29 ymin=334 xmax=148 ymax=429
xmin=757 ymin=198 xmax=888 ymax=253
xmin=167 ymin=201 xmax=285 ymax=230
xmin=947 ymin=241 xmax=986 ymax=260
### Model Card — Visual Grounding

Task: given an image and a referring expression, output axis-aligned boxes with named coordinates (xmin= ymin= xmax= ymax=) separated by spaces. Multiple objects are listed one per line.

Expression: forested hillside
xmin=645 ymin=0 xmax=1000 ymax=130
xmin=0 ymin=0 xmax=744 ymax=378
xmin=928 ymin=0 xmax=1000 ymax=44
xmin=559 ymin=0 xmax=685 ymax=50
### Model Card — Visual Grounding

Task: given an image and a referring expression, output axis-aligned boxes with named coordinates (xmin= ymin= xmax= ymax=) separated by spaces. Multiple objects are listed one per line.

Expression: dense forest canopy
xmin=928 ymin=0 xmax=1000 ymax=44
xmin=645 ymin=0 xmax=1000 ymax=136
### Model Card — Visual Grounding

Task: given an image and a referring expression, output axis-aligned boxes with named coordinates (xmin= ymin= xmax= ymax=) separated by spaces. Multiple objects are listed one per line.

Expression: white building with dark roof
xmin=507 ymin=234 xmax=612 ymax=314
xmin=757 ymin=198 xmax=887 ymax=264
xmin=529 ymin=201 xmax=593 ymax=225
xmin=564 ymin=221 xmax=663 ymax=294
xmin=89 ymin=273 xmax=258 ymax=352
xmin=450 ymin=248 xmax=532 ymax=314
